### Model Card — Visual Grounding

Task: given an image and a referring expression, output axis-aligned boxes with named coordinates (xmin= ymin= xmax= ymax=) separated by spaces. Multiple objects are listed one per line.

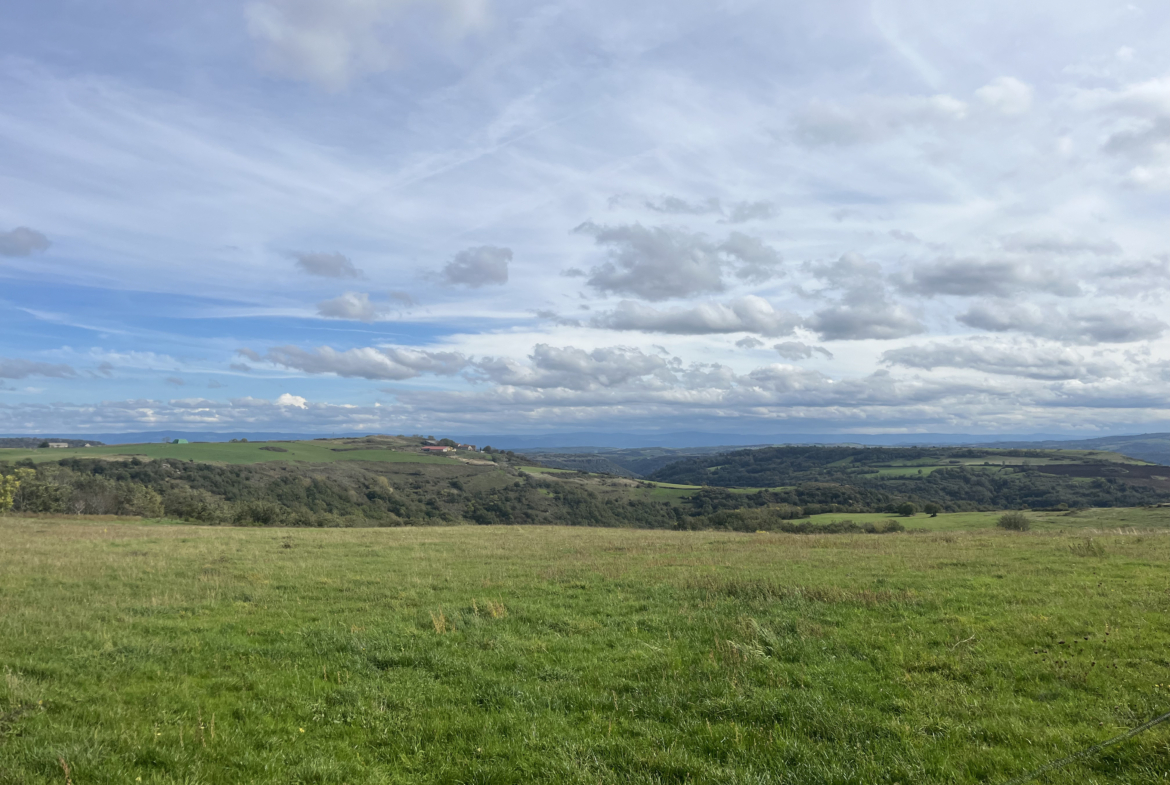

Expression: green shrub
xmin=996 ymin=511 xmax=1030 ymax=531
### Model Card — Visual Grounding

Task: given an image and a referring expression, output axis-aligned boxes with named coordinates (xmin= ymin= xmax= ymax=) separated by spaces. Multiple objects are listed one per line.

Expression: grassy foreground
xmin=1 ymin=518 xmax=1169 ymax=784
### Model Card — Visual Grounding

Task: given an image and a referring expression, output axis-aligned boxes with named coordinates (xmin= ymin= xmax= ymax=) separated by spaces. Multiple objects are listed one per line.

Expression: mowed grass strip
xmin=1 ymin=518 xmax=1169 ymax=784
xmin=0 ymin=441 xmax=457 ymax=466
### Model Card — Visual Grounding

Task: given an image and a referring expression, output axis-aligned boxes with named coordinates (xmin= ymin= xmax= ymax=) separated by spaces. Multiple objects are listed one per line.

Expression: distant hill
xmin=0 ymin=437 xmax=104 ymax=449
xmin=984 ymin=434 xmax=1170 ymax=466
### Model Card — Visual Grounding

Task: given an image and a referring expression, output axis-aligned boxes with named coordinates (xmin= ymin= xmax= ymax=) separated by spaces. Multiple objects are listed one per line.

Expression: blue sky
xmin=2 ymin=0 xmax=1169 ymax=436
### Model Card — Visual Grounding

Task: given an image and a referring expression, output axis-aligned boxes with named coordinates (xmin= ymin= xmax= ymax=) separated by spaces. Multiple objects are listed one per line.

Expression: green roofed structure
xmin=172 ymin=439 xmax=188 ymax=444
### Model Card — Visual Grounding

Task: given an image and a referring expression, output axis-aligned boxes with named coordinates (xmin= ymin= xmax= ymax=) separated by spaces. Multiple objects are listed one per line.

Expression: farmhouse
xmin=421 ymin=445 xmax=454 ymax=453
xmin=47 ymin=442 xmax=69 ymax=449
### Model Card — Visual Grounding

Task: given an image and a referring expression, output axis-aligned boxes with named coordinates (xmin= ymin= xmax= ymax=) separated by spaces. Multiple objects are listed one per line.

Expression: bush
xmin=897 ymin=502 xmax=917 ymax=517
xmin=996 ymin=511 xmax=1031 ymax=531
xmin=923 ymin=503 xmax=941 ymax=517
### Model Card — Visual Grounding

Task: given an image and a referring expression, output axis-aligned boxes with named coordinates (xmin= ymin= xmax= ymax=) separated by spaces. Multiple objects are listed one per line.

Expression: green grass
xmin=809 ymin=507 xmax=1170 ymax=532
xmin=2 ymin=516 xmax=1169 ymax=783
xmin=0 ymin=441 xmax=457 ymax=466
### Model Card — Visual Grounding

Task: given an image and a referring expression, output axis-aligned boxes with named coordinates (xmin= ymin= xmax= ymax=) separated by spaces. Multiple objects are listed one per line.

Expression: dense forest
xmin=649 ymin=445 xmax=1170 ymax=510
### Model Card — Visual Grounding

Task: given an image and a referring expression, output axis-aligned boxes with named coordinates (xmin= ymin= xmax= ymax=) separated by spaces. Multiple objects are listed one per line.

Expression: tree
xmin=897 ymin=502 xmax=917 ymax=517
xmin=923 ymin=503 xmax=941 ymax=517
xmin=39 ymin=441 xmax=50 ymax=449
xmin=0 ymin=473 xmax=20 ymax=513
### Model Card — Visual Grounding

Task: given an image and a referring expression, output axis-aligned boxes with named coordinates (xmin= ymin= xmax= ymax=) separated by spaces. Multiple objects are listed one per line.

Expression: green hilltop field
xmin=1 ymin=515 xmax=1169 ymax=783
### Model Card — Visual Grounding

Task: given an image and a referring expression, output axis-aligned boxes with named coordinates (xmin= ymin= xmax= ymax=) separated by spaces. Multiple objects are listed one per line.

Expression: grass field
xmin=2 ymin=514 xmax=1169 ymax=783
xmin=0 ymin=441 xmax=458 ymax=466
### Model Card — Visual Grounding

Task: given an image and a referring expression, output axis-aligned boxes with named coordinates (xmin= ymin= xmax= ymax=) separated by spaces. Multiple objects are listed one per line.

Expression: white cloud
xmin=474 ymin=344 xmax=672 ymax=391
xmin=260 ymin=344 xmax=468 ymax=379
xmin=276 ymin=392 xmax=308 ymax=408
xmin=773 ymin=342 xmax=833 ymax=361
xmin=882 ymin=338 xmax=1120 ymax=381
xmin=293 ymin=251 xmax=363 ymax=278
xmin=807 ymin=300 xmax=926 ymax=341
xmin=975 ymin=77 xmax=1033 ymax=115
xmin=0 ymin=226 xmax=51 ymax=257
xmin=0 ymin=357 xmax=76 ymax=379
xmin=591 ymin=296 xmax=801 ymax=337
xmin=441 ymin=245 xmax=511 ymax=288
xmin=896 ymin=257 xmax=1082 ymax=298
xmin=317 ymin=291 xmax=381 ymax=322
xmin=576 ymin=222 xmax=782 ymax=300
xmin=957 ymin=301 xmax=1166 ymax=344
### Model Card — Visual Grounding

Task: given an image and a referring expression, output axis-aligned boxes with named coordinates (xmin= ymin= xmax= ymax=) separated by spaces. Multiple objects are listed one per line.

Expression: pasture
xmin=0 ymin=440 xmax=457 ymax=466
xmin=2 ymin=513 xmax=1169 ymax=783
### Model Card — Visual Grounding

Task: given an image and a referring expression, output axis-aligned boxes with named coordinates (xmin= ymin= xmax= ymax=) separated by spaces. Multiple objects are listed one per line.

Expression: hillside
xmin=7 ymin=439 xmax=1170 ymax=530
xmin=0 ymin=437 xmax=105 ymax=449
xmin=985 ymin=433 xmax=1170 ymax=466
xmin=648 ymin=445 xmax=1170 ymax=511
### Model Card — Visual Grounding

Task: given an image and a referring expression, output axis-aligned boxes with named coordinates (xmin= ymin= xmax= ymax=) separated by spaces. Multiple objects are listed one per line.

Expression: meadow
xmin=2 ymin=512 xmax=1169 ymax=783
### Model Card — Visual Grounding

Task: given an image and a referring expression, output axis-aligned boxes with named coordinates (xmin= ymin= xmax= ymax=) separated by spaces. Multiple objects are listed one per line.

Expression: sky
xmin=1 ymin=0 xmax=1169 ymax=437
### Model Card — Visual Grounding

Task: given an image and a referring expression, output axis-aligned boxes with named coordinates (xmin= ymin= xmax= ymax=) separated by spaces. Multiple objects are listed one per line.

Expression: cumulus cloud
xmin=275 ymin=393 xmax=308 ymax=408
xmin=735 ymin=336 xmax=764 ymax=349
xmin=719 ymin=232 xmax=783 ymax=282
xmin=807 ymin=300 xmax=926 ymax=341
xmin=975 ymin=77 xmax=1033 ymax=115
xmin=592 ymin=297 xmax=800 ymax=337
xmin=0 ymin=226 xmax=51 ymax=257
xmin=293 ymin=251 xmax=363 ymax=278
xmin=261 ymin=344 xmax=468 ymax=380
xmin=317 ymin=291 xmax=381 ymax=322
xmin=957 ymin=301 xmax=1167 ymax=344
xmin=773 ymin=342 xmax=833 ymax=361
xmin=245 ymin=0 xmax=489 ymax=90
xmin=474 ymin=344 xmax=672 ymax=391
xmin=882 ymin=339 xmax=1120 ymax=381
xmin=575 ymin=222 xmax=782 ymax=300
xmin=802 ymin=253 xmax=926 ymax=340
xmin=441 ymin=245 xmax=511 ymax=287
xmin=896 ymin=257 xmax=1082 ymax=297
xmin=0 ymin=357 xmax=76 ymax=379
